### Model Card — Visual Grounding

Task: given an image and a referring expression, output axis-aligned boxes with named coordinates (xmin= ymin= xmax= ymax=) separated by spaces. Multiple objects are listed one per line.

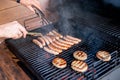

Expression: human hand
xmin=20 ymin=0 xmax=42 ymax=12
xmin=0 ymin=21 xmax=28 ymax=39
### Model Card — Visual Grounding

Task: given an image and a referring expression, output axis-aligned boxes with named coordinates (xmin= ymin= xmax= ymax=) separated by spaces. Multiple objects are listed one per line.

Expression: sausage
xmin=57 ymin=39 xmax=74 ymax=46
xmin=43 ymin=47 xmax=59 ymax=55
xmin=42 ymin=36 xmax=50 ymax=45
xmin=48 ymin=31 xmax=55 ymax=35
xmin=32 ymin=39 xmax=43 ymax=48
xmin=52 ymin=30 xmax=63 ymax=38
xmin=48 ymin=44 xmax=62 ymax=53
xmin=51 ymin=42 xmax=68 ymax=50
xmin=46 ymin=35 xmax=56 ymax=41
xmin=38 ymin=37 xmax=46 ymax=46
xmin=54 ymin=40 xmax=71 ymax=48
xmin=47 ymin=32 xmax=59 ymax=40
xmin=63 ymin=37 xmax=79 ymax=44
xmin=66 ymin=35 xmax=81 ymax=42
xmin=45 ymin=36 xmax=53 ymax=43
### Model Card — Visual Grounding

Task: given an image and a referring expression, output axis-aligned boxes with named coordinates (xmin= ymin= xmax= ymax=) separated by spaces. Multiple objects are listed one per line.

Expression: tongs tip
xmin=27 ymin=32 xmax=43 ymax=36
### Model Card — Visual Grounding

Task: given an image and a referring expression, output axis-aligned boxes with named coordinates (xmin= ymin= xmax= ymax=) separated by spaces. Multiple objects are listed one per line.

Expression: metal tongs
xmin=27 ymin=6 xmax=51 ymax=36
xmin=32 ymin=5 xmax=51 ymax=25
xmin=27 ymin=32 xmax=43 ymax=36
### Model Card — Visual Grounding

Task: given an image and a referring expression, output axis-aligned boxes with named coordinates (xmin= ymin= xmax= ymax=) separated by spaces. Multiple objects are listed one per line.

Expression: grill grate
xmin=6 ymin=24 xmax=120 ymax=80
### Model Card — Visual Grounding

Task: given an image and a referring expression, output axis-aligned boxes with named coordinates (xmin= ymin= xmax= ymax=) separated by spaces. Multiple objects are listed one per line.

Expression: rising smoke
xmin=48 ymin=0 xmax=83 ymax=35
xmin=104 ymin=0 xmax=120 ymax=7
xmin=47 ymin=0 xmax=105 ymax=53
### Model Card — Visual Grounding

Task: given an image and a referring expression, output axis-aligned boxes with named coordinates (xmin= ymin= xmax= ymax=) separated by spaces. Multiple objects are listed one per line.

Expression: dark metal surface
xmin=5 ymin=22 xmax=120 ymax=80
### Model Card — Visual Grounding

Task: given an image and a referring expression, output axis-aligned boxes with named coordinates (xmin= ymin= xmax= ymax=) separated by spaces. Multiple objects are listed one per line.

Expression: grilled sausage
xmin=66 ymin=35 xmax=81 ymax=43
xmin=48 ymin=31 xmax=54 ymax=35
xmin=43 ymin=47 xmax=59 ymax=55
xmin=57 ymin=39 xmax=74 ymax=46
xmin=63 ymin=37 xmax=79 ymax=44
xmin=42 ymin=36 xmax=50 ymax=45
xmin=51 ymin=42 xmax=68 ymax=50
xmin=32 ymin=39 xmax=43 ymax=48
xmin=46 ymin=35 xmax=56 ymax=41
xmin=52 ymin=30 xmax=63 ymax=38
xmin=52 ymin=57 xmax=67 ymax=68
xmin=73 ymin=51 xmax=87 ymax=61
xmin=46 ymin=36 xmax=53 ymax=43
xmin=45 ymin=36 xmax=53 ymax=43
xmin=47 ymin=32 xmax=59 ymax=40
xmin=71 ymin=60 xmax=88 ymax=72
xmin=54 ymin=40 xmax=71 ymax=48
xmin=38 ymin=37 xmax=46 ymax=46
xmin=48 ymin=44 xmax=62 ymax=53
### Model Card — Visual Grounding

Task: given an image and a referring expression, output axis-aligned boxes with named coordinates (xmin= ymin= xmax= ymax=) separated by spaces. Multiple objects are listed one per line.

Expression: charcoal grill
xmin=6 ymin=12 xmax=120 ymax=80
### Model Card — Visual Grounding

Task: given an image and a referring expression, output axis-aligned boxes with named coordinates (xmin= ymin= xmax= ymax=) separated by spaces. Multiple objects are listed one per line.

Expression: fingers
xmin=1 ymin=21 xmax=28 ymax=39
xmin=12 ymin=31 xmax=23 ymax=39
xmin=18 ymin=26 xmax=28 ymax=38
xmin=27 ymin=6 xmax=35 ymax=13
xmin=20 ymin=0 xmax=42 ymax=12
xmin=14 ymin=21 xmax=28 ymax=38
xmin=32 ymin=0 xmax=43 ymax=11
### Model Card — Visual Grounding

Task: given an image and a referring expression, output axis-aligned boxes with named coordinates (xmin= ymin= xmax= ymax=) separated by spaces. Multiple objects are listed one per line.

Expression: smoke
xmin=104 ymin=0 xmax=120 ymax=7
xmin=46 ymin=0 xmax=105 ymax=55
xmin=48 ymin=0 xmax=83 ymax=35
